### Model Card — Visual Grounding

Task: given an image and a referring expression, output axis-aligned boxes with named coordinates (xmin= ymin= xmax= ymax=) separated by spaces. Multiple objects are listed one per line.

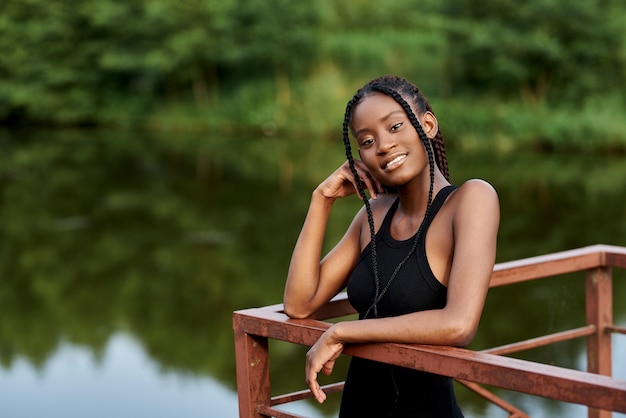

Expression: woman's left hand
xmin=305 ymin=325 xmax=344 ymax=403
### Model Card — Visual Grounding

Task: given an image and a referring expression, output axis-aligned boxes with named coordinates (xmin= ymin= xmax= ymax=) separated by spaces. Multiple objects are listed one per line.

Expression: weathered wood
xmin=490 ymin=244 xmax=626 ymax=287
xmin=586 ymin=267 xmax=614 ymax=418
xmin=484 ymin=325 xmax=596 ymax=355
xmin=270 ymin=383 xmax=344 ymax=406
xmin=233 ymin=314 xmax=271 ymax=418
xmin=457 ymin=380 xmax=530 ymax=418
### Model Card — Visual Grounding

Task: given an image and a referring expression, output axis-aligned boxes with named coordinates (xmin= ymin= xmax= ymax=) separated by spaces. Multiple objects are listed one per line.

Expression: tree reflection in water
xmin=1 ymin=128 xmax=625 ymax=417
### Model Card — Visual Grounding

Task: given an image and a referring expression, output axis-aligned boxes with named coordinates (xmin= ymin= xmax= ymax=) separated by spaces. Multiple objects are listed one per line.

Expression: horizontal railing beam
xmin=490 ymin=244 xmax=626 ymax=287
xmin=271 ymin=383 xmax=344 ymax=406
xmin=607 ymin=325 xmax=626 ymax=335
xmin=484 ymin=325 xmax=596 ymax=356
xmin=233 ymin=308 xmax=626 ymax=413
xmin=257 ymin=405 xmax=306 ymax=418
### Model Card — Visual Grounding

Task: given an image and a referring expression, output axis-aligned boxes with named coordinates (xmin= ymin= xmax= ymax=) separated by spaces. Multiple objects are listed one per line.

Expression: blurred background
xmin=1 ymin=1 xmax=625 ymax=417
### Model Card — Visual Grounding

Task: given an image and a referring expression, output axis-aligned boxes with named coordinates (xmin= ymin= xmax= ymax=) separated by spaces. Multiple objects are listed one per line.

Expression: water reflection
xmin=1 ymin=128 xmax=625 ymax=417
xmin=0 ymin=333 xmax=241 ymax=418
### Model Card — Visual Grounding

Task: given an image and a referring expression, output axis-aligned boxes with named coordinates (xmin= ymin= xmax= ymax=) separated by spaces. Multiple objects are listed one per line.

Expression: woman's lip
xmin=382 ymin=154 xmax=407 ymax=170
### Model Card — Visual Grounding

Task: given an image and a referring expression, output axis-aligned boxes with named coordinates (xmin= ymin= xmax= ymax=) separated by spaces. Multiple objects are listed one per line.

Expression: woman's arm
xmin=283 ymin=160 xmax=383 ymax=319
xmin=305 ymin=179 xmax=500 ymax=403
xmin=283 ymin=190 xmax=360 ymax=318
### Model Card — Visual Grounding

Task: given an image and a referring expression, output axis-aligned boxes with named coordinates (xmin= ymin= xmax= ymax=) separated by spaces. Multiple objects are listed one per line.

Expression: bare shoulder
xmin=452 ymin=179 xmax=500 ymax=216
xmin=455 ymin=178 xmax=498 ymax=197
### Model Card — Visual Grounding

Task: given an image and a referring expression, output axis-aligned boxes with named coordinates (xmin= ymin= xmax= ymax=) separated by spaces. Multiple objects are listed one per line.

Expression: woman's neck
xmin=396 ymin=168 xmax=449 ymax=216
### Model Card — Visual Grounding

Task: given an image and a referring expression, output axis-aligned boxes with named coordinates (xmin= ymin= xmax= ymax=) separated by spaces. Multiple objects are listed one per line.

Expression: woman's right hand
xmin=315 ymin=160 xmax=383 ymax=201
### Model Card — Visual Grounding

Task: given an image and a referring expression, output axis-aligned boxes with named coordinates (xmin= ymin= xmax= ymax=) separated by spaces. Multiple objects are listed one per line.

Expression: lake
xmin=0 ymin=127 xmax=625 ymax=417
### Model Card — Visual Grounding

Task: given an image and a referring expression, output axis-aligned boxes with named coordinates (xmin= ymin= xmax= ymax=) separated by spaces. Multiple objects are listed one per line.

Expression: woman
xmin=283 ymin=76 xmax=500 ymax=417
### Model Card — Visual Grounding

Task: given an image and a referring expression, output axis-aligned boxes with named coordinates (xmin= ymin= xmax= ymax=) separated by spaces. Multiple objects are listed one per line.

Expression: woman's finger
xmin=360 ymin=174 xmax=379 ymax=199
xmin=322 ymin=358 xmax=336 ymax=376
xmin=306 ymin=369 xmax=326 ymax=403
xmin=352 ymin=161 xmax=383 ymax=199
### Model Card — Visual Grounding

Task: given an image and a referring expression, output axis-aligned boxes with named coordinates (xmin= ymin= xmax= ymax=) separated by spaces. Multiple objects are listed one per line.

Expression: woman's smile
xmin=383 ymin=153 xmax=408 ymax=170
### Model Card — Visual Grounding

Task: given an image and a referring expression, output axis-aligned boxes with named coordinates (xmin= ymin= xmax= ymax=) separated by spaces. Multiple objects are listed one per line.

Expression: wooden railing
xmin=233 ymin=245 xmax=626 ymax=418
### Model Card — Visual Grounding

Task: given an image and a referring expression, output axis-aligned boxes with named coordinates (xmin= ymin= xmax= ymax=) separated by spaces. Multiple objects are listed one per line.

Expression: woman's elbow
xmin=283 ymin=301 xmax=313 ymax=319
xmin=453 ymin=329 xmax=476 ymax=348
xmin=447 ymin=321 xmax=478 ymax=348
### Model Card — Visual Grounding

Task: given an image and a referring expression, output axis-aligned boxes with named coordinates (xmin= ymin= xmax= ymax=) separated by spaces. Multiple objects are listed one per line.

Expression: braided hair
xmin=341 ymin=76 xmax=450 ymax=318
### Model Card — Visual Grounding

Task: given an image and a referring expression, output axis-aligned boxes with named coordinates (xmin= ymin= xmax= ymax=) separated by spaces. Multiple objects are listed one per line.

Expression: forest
xmin=1 ymin=0 xmax=626 ymax=151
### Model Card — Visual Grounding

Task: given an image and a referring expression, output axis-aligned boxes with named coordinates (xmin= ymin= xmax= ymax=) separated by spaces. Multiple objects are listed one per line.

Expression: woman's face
xmin=351 ymin=92 xmax=434 ymax=188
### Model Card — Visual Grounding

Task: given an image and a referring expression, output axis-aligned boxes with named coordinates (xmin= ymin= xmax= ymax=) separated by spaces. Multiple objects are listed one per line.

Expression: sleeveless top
xmin=347 ymin=185 xmax=457 ymax=319
xmin=340 ymin=185 xmax=464 ymax=418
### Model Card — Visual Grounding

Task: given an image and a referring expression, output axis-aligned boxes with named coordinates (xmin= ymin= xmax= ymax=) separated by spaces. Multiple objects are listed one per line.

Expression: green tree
xmin=440 ymin=0 xmax=626 ymax=102
xmin=0 ymin=0 xmax=324 ymax=124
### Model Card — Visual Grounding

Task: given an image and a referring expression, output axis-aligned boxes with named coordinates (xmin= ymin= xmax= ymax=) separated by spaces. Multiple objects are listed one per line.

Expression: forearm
xmin=283 ymin=190 xmax=335 ymax=317
xmin=331 ymin=308 xmax=477 ymax=348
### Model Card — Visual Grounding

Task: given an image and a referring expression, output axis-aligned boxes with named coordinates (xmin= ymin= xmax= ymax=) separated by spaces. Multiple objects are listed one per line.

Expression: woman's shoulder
xmin=451 ymin=179 xmax=500 ymax=216
xmin=455 ymin=178 xmax=497 ymax=196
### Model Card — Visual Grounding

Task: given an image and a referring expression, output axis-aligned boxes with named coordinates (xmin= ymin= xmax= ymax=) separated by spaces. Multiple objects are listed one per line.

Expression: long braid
xmin=341 ymin=75 xmax=447 ymax=318
xmin=432 ymin=131 xmax=450 ymax=181
xmin=403 ymin=79 xmax=450 ymax=182
xmin=342 ymin=94 xmax=381 ymax=314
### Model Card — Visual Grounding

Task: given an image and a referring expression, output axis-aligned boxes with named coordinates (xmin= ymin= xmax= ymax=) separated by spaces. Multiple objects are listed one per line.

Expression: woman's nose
xmin=376 ymin=133 xmax=396 ymax=154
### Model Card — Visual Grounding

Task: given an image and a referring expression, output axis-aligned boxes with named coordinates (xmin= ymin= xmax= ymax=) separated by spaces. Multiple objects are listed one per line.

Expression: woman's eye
xmin=391 ymin=122 xmax=403 ymax=132
xmin=361 ymin=138 xmax=374 ymax=147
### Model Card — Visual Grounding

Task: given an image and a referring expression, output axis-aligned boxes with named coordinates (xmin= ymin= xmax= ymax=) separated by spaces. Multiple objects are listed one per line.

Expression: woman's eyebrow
xmin=354 ymin=110 xmax=406 ymax=137
xmin=381 ymin=110 xmax=405 ymax=122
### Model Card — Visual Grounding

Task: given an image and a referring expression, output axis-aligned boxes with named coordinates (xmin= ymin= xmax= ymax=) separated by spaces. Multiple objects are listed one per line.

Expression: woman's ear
xmin=421 ymin=111 xmax=438 ymax=139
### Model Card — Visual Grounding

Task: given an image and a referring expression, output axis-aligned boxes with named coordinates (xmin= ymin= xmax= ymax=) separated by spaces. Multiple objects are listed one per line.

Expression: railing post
xmin=586 ymin=266 xmax=613 ymax=418
xmin=234 ymin=314 xmax=271 ymax=418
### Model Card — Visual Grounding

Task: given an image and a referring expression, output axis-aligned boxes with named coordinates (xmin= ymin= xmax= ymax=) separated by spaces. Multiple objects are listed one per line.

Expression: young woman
xmin=283 ymin=76 xmax=500 ymax=417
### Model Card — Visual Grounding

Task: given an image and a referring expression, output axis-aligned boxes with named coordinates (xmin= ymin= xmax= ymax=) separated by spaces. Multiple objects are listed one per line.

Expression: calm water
xmin=1 ymin=128 xmax=625 ymax=418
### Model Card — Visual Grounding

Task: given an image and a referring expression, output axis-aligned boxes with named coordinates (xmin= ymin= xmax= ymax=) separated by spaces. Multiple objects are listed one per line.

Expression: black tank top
xmin=340 ymin=185 xmax=464 ymax=418
xmin=347 ymin=185 xmax=457 ymax=318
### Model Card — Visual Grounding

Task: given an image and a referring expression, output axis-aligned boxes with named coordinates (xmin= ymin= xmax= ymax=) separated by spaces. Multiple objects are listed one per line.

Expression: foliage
xmin=0 ymin=0 xmax=323 ymax=123
xmin=0 ymin=0 xmax=626 ymax=152
xmin=436 ymin=93 xmax=626 ymax=153
xmin=440 ymin=0 xmax=626 ymax=102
